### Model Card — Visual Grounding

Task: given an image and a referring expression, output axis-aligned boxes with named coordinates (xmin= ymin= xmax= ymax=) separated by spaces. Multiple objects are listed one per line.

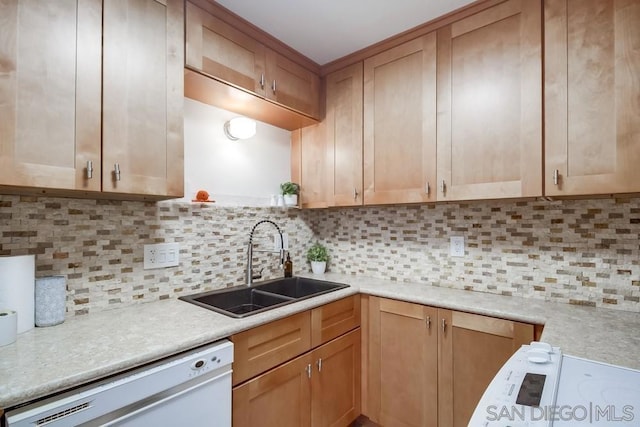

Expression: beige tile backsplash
xmin=0 ymin=195 xmax=314 ymax=316
xmin=308 ymin=198 xmax=640 ymax=312
xmin=1 ymin=195 xmax=639 ymax=316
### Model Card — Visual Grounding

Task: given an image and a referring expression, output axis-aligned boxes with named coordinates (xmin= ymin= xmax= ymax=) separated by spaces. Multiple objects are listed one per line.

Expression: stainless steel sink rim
xmin=179 ymin=277 xmax=349 ymax=318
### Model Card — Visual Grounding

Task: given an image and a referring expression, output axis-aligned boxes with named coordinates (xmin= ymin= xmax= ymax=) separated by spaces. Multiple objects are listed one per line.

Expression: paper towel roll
xmin=0 ymin=309 xmax=17 ymax=346
xmin=0 ymin=255 xmax=35 ymax=333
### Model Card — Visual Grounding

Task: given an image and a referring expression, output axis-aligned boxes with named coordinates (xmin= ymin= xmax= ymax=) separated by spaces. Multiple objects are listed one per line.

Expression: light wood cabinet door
xmin=185 ymin=1 xmax=266 ymax=97
xmin=311 ymin=295 xmax=360 ymax=347
xmin=292 ymin=124 xmax=329 ymax=209
xmin=436 ymin=0 xmax=542 ymax=201
xmin=0 ymin=0 xmax=102 ymax=192
xmin=363 ymin=34 xmax=437 ymax=205
xmin=326 ymin=63 xmax=364 ymax=207
xmin=266 ymin=49 xmax=321 ymax=119
xmin=102 ymin=0 xmax=184 ymax=197
xmin=545 ymin=0 xmax=640 ymax=196
xmin=368 ymin=297 xmax=438 ymax=427
xmin=437 ymin=309 xmax=534 ymax=427
xmin=311 ymin=329 xmax=361 ymax=427
xmin=231 ymin=311 xmax=312 ymax=386
xmin=233 ymin=352 xmax=313 ymax=427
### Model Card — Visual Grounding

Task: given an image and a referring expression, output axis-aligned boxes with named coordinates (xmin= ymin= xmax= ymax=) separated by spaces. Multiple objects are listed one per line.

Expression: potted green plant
xmin=280 ymin=182 xmax=300 ymax=206
xmin=306 ymin=242 xmax=328 ymax=274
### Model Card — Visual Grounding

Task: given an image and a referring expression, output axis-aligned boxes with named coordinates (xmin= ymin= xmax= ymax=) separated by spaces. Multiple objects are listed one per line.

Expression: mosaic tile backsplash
xmin=1 ymin=195 xmax=639 ymax=316
xmin=0 ymin=195 xmax=314 ymax=316
xmin=308 ymin=198 xmax=640 ymax=312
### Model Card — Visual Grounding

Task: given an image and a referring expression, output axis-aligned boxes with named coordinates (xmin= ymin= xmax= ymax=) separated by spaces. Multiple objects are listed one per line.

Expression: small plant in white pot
xmin=280 ymin=182 xmax=300 ymax=207
xmin=306 ymin=242 xmax=328 ymax=274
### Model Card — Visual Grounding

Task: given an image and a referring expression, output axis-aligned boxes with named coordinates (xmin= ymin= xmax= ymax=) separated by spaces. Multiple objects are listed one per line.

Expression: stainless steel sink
xmin=179 ymin=277 xmax=349 ymax=318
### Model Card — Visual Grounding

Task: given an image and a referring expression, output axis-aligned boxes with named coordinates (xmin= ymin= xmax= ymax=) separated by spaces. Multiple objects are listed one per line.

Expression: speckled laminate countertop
xmin=1 ymin=273 xmax=639 ymax=410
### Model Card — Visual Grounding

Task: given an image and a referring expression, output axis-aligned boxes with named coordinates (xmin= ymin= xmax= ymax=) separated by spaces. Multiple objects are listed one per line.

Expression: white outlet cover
xmin=273 ymin=233 xmax=289 ymax=250
xmin=144 ymin=243 xmax=180 ymax=269
xmin=450 ymin=236 xmax=465 ymax=257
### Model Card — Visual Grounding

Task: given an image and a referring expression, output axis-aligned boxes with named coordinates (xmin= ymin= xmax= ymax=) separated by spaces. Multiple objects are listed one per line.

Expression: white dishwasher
xmin=5 ymin=339 xmax=233 ymax=427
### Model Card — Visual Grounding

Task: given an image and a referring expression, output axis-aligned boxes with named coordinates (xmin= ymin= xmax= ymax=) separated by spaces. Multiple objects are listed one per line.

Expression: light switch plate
xmin=144 ymin=243 xmax=180 ymax=269
xmin=450 ymin=236 xmax=465 ymax=257
xmin=273 ymin=233 xmax=289 ymax=250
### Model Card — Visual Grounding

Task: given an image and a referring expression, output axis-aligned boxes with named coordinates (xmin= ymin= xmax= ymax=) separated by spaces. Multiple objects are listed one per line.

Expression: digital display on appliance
xmin=516 ymin=373 xmax=546 ymax=407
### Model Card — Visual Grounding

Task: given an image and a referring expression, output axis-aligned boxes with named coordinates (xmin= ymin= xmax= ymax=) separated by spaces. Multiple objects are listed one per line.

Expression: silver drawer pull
xmin=317 ymin=358 xmax=322 ymax=372
xmin=86 ymin=161 xmax=93 ymax=179
xmin=114 ymin=163 xmax=121 ymax=181
xmin=553 ymin=169 xmax=559 ymax=186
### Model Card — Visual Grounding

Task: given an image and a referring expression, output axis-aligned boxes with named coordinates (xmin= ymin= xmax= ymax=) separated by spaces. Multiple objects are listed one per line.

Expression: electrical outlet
xmin=450 ymin=236 xmax=465 ymax=257
xmin=273 ymin=233 xmax=289 ymax=250
xmin=144 ymin=243 xmax=180 ymax=269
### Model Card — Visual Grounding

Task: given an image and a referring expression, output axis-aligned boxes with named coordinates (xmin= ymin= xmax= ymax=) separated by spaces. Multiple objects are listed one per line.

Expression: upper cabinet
xmin=185 ymin=1 xmax=266 ymax=96
xmin=0 ymin=0 xmax=184 ymax=199
xmin=436 ymin=0 xmax=543 ymax=201
xmin=102 ymin=0 xmax=184 ymax=197
xmin=291 ymin=123 xmax=328 ymax=209
xmin=326 ymin=63 xmax=364 ymax=207
xmin=545 ymin=0 xmax=640 ymax=196
xmin=266 ymin=50 xmax=321 ymax=120
xmin=292 ymin=62 xmax=364 ymax=208
xmin=363 ymin=34 xmax=437 ymax=205
xmin=184 ymin=0 xmax=321 ymax=130
xmin=0 ymin=0 xmax=102 ymax=192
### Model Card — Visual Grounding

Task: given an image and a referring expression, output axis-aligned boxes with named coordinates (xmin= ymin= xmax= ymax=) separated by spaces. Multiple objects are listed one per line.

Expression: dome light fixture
xmin=224 ymin=117 xmax=256 ymax=141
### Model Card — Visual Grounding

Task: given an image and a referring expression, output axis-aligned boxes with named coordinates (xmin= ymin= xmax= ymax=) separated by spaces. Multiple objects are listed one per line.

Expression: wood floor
xmin=352 ymin=415 xmax=379 ymax=426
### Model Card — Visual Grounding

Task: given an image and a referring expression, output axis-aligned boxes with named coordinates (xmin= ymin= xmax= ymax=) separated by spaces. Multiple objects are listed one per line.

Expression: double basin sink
xmin=179 ymin=277 xmax=349 ymax=318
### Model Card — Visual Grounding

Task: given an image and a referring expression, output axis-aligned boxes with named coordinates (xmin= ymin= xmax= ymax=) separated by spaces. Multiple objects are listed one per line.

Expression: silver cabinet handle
xmin=442 ymin=318 xmax=447 ymax=333
xmin=353 ymin=188 xmax=359 ymax=200
xmin=306 ymin=363 xmax=312 ymax=379
xmin=272 ymin=79 xmax=277 ymax=93
xmin=440 ymin=180 xmax=446 ymax=195
xmin=86 ymin=160 xmax=93 ymax=179
xmin=426 ymin=316 xmax=431 ymax=329
xmin=553 ymin=169 xmax=559 ymax=186
xmin=260 ymin=73 xmax=265 ymax=89
xmin=317 ymin=358 xmax=322 ymax=372
xmin=425 ymin=181 xmax=430 ymax=195
xmin=114 ymin=163 xmax=121 ymax=181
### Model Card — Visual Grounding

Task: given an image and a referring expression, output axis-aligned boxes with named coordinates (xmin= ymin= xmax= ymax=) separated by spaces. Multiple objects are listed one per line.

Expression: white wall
xmin=181 ymin=98 xmax=292 ymax=205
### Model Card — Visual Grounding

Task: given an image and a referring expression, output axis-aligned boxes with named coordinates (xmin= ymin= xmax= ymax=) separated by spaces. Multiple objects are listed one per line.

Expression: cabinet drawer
xmin=232 ymin=311 xmax=311 ymax=386
xmin=311 ymin=295 xmax=360 ymax=347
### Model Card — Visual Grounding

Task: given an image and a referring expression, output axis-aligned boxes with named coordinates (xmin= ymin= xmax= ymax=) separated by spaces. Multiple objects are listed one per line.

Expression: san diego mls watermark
xmin=485 ymin=404 xmax=635 ymax=423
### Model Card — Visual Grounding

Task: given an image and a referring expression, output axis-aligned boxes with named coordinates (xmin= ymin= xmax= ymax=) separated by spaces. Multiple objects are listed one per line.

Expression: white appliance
xmin=5 ymin=339 xmax=233 ymax=427
xmin=470 ymin=342 xmax=640 ymax=426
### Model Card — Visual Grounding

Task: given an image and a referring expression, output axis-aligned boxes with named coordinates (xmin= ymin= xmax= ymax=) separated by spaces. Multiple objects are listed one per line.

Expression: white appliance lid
xmin=553 ymin=355 xmax=640 ymax=426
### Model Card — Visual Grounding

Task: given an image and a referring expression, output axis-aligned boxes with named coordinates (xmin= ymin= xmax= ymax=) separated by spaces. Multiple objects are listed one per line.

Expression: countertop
xmin=2 ymin=273 xmax=640 ymax=409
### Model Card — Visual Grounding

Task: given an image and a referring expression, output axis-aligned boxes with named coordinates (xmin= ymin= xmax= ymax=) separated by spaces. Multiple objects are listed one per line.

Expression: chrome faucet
xmin=246 ymin=220 xmax=285 ymax=286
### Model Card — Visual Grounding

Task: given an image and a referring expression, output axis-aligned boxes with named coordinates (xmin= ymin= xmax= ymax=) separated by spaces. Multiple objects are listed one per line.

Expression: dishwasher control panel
xmin=188 ymin=348 xmax=229 ymax=378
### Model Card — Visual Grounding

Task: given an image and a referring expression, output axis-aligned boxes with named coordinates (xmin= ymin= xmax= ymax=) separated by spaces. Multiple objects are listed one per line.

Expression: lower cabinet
xmin=364 ymin=296 xmax=534 ymax=427
xmin=231 ymin=295 xmax=361 ymax=427
xmin=233 ymin=328 xmax=361 ymax=427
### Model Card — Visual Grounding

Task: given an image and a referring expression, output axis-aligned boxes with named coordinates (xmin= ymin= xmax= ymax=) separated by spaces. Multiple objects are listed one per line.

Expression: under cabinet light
xmin=224 ymin=117 xmax=256 ymax=140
